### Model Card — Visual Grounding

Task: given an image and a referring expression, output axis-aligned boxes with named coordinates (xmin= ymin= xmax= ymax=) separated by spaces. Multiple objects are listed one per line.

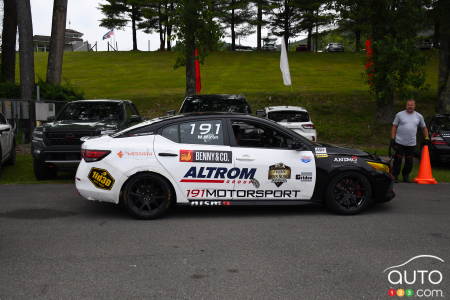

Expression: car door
xmin=0 ymin=113 xmax=11 ymax=161
xmin=230 ymin=119 xmax=316 ymax=201
xmin=153 ymin=118 xmax=235 ymax=204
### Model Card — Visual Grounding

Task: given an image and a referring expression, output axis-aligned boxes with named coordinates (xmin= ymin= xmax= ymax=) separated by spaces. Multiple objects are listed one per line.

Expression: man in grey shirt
xmin=391 ymin=99 xmax=429 ymax=182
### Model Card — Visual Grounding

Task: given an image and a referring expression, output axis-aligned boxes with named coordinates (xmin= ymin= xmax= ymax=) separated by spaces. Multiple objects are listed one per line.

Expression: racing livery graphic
xmin=180 ymin=150 xmax=232 ymax=163
xmin=268 ymin=163 xmax=291 ymax=187
xmin=75 ymin=113 xmax=394 ymax=219
xmin=88 ymin=168 xmax=115 ymax=190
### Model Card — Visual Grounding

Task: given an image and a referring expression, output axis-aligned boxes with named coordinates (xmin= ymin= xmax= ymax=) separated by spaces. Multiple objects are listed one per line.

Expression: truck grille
xmin=45 ymin=131 xmax=99 ymax=146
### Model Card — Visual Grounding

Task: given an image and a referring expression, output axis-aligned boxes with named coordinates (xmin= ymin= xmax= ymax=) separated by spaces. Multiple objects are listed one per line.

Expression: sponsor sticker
xmin=300 ymin=155 xmax=312 ymax=163
xmin=296 ymin=172 xmax=313 ymax=182
xmin=117 ymin=150 xmax=153 ymax=159
xmin=179 ymin=150 xmax=232 ymax=163
xmin=315 ymin=147 xmax=328 ymax=158
xmin=268 ymin=163 xmax=291 ymax=187
xmin=88 ymin=168 xmax=115 ymax=190
xmin=186 ymin=189 xmax=302 ymax=199
xmin=190 ymin=200 xmax=231 ymax=206
xmin=333 ymin=156 xmax=358 ymax=163
xmin=181 ymin=167 xmax=256 ymax=183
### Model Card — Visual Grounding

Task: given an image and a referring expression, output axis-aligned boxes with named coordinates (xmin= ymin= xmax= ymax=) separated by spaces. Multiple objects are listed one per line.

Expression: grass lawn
xmin=2 ymin=50 xmax=447 ymax=184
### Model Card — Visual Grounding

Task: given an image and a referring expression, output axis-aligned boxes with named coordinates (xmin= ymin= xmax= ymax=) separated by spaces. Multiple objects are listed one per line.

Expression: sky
xmin=29 ymin=0 xmax=275 ymax=52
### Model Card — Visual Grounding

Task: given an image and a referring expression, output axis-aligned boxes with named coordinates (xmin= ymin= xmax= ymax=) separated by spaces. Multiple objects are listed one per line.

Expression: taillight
xmin=81 ymin=149 xmax=111 ymax=162
xmin=431 ymin=133 xmax=447 ymax=145
xmin=302 ymin=124 xmax=315 ymax=129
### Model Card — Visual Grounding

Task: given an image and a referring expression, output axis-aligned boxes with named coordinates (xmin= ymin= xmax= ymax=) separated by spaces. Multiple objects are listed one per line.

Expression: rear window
xmin=180 ymin=97 xmax=251 ymax=114
xmin=431 ymin=116 xmax=450 ymax=131
xmin=267 ymin=111 xmax=310 ymax=123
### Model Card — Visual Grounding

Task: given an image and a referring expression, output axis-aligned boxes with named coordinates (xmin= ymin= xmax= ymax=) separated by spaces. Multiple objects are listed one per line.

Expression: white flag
xmin=280 ymin=38 xmax=292 ymax=86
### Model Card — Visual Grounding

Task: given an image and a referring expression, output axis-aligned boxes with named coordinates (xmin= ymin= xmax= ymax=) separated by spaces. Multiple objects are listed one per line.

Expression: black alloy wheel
xmin=123 ymin=173 xmax=173 ymax=219
xmin=326 ymin=171 xmax=372 ymax=214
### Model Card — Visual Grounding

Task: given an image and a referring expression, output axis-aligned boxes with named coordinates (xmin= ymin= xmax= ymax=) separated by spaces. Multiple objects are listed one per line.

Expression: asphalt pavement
xmin=0 ymin=183 xmax=449 ymax=299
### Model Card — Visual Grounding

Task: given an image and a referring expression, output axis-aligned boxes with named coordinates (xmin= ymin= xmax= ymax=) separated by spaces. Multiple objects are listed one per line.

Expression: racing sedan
xmin=75 ymin=113 xmax=395 ymax=219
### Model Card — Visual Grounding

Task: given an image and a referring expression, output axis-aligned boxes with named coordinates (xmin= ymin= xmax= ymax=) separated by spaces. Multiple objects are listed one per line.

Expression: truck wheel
xmin=325 ymin=171 xmax=373 ymax=215
xmin=123 ymin=173 xmax=173 ymax=220
xmin=33 ymin=158 xmax=57 ymax=180
xmin=4 ymin=140 xmax=16 ymax=166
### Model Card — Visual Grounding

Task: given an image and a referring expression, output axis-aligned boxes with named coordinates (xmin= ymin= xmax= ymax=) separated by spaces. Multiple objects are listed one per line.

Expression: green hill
xmin=31 ymin=50 xmax=438 ymax=146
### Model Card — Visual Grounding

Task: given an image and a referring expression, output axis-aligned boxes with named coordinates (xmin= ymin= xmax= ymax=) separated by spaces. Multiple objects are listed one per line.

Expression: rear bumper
xmin=430 ymin=145 xmax=450 ymax=162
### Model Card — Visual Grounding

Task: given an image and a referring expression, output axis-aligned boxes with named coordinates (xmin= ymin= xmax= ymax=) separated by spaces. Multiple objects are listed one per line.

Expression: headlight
xmin=367 ymin=161 xmax=390 ymax=173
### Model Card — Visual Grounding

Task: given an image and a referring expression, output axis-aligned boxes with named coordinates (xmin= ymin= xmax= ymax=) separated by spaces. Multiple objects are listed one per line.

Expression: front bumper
xmin=32 ymin=142 xmax=81 ymax=168
xmin=372 ymin=173 xmax=395 ymax=203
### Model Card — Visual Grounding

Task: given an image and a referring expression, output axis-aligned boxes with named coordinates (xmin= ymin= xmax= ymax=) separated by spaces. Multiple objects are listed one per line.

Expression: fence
xmin=0 ymin=99 xmax=67 ymax=143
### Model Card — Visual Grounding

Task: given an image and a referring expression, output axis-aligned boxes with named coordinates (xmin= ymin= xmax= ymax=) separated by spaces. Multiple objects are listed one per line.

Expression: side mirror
xmin=166 ymin=110 xmax=176 ymax=116
xmin=129 ymin=115 xmax=142 ymax=123
xmin=256 ymin=110 xmax=266 ymax=118
xmin=47 ymin=116 xmax=55 ymax=122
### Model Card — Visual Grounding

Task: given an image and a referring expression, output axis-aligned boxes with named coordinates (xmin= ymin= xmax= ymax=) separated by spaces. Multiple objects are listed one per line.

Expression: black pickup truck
xmin=31 ymin=100 xmax=142 ymax=180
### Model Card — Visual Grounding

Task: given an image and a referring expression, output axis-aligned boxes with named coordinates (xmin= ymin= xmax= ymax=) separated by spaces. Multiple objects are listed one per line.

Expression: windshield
xmin=57 ymin=102 xmax=124 ymax=122
xmin=432 ymin=117 xmax=450 ymax=131
xmin=180 ymin=98 xmax=251 ymax=113
xmin=267 ymin=110 xmax=310 ymax=122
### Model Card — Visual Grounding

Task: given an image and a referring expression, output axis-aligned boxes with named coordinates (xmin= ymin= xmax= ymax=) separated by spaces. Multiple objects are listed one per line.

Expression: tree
xmin=1 ymin=0 xmax=17 ymax=82
xmin=99 ymin=0 xmax=143 ymax=51
xmin=250 ymin=0 xmax=271 ymax=50
xmin=437 ymin=0 xmax=450 ymax=113
xmin=268 ymin=0 xmax=301 ymax=47
xmin=366 ymin=0 xmax=429 ymax=123
xmin=334 ymin=0 xmax=371 ymax=52
xmin=139 ymin=0 xmax=176 ymax=51
xmin=174 ymin=0 xmax=221 ymax=95
xmin=46 ymin=0 xmax=68 ymax=85
xmin=217 ymin=0 xmax=252 ymax=51
xmin=17 ymin=0 xmax=35 ymax=140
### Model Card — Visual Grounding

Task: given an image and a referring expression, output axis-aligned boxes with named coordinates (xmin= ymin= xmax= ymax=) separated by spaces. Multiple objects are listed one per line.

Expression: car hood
xmin=42 ymin=120 xmax=119 ymax=132
xmin=318 ymin=143 xmax=371 ymax=157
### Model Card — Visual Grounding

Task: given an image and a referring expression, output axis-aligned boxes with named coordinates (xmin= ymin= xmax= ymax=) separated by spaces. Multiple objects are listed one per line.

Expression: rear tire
xmin=325 ymin=171 xmax=373 ymax=215
xmin=33 ymin=158 xmax=57 ymax=180
xmin=123 ymin=173 xmax=173 ymax=220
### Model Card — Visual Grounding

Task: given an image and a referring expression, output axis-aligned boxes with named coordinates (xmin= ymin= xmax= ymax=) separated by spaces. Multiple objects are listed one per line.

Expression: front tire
xmin=325 ymin=171 xmax=373 ymax=215
xmin=122 ymin=173 xmax=173 ymax=220
xmin=33 ymin=158 xmax=57 ymax=180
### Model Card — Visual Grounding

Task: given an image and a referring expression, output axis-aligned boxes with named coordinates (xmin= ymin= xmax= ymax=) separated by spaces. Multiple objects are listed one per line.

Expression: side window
xmin=126 ymin=103 xmax=138 ymax=118
xmin=232 ymin=120 xmax=294 ymax=149
xmin=180 ymin=120 xmax=224 ymax=145
xmin=0 ymin=113 xmax=6 ymax=124
xmin=161 ymin=124 xmax=179 ymax=142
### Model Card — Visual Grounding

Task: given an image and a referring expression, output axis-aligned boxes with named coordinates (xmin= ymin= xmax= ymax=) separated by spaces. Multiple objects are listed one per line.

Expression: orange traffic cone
xmin=414 ymin=145 xmax=437 ymax=184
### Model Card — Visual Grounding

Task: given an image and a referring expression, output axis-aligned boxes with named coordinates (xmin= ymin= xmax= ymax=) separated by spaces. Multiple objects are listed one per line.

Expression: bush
xmin=37 ymin=79 xmax=84 ymax=101
xmin=0 ymin=81 xmax=21 ymax=98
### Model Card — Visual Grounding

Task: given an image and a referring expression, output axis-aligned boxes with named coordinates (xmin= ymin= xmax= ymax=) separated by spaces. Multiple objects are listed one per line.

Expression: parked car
xmin=261 ymin=106 xmax=317 ymax=142
xmin=235 ymin=45 xmax=253 ymax=51
xmin=75 ymin=113 xmax=394 ymax=219
xmin=0 ymin=112 xmax=16 ymax=174
xmin=426 ymin=114 xmax=450 ymax=164
xmin=262 ymin=43 xmax=277 ymax=51
xmin=178 ymin=94 xmax=252 ymax=114
xmin=325 ymin=43 xmax=344 ymax=52
xmin=296 ymin=44 xmax=309 ymax=52
xmin=31 ymin=99 xmax=143 ymax=180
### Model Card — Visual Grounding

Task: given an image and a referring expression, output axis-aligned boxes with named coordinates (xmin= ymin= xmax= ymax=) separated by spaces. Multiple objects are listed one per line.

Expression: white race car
xmin=264 ymin=106 xmax=317 ymax=141
xmin=76 ymin=113 xmax=394 ymax=219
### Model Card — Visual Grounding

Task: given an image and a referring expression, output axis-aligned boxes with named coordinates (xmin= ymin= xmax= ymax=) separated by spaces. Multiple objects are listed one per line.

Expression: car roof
xmin=69 ymin=99 xmax=132 ymax=104
xmin=265 ymin=106 xmax=308 ymax=112
xmin=183 ymin=94 xmax=246 ymax=101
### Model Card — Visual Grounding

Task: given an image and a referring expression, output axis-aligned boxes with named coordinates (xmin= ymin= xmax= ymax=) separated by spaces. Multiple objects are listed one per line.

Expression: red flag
xmin=194 ymin=48 xmax=201 ymax=94
xmin=365 ymin=39 xmax=374 ymax=86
